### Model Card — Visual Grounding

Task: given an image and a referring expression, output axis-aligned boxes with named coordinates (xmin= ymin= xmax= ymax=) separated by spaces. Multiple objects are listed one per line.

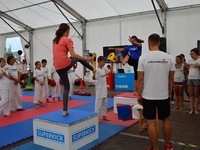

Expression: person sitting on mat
xmin=109 ymin=35 xmax=144 ymax=95
xmin=93 ymin=56 xmax=113 ymax=121
xmin=53 ymin=23 xmax=95 ymax=116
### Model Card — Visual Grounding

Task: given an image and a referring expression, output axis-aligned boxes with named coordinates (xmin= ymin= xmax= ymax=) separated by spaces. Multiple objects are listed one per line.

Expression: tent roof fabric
xmin=0 ymin=0 xmax=200 ymax=35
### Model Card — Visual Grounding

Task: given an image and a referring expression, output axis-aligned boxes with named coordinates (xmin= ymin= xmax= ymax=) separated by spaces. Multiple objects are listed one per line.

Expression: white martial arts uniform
xmin=51 ymin=67 xmax=61 ymax=98
xmin=33 ymin=69 xmax=45 ymax=103
xmin=41 ymin=66 xmax=49 ymax=99
xmin=0 ymin=67 xmax=10 ymax=116
xmin=7 ymin=64 xmax=22 ymax=111
xmin=94 ymin=67 xmax=110 ymax=116
xmin=68 ymin=69 xmax=74 ymax=98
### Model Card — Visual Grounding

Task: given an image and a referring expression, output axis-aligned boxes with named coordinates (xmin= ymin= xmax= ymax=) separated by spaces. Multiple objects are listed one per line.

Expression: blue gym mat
xmin=22 ymin=101 xmax=36 ymax=109
xmin=79 ymin=122 xmax=126 ymax=150
xmin=0 ymin=119 xmax=33 ymax=148
xmin=1 ymin=92 xmax=113 ymax=148
xmin=72 ymin=97 xmax=113 ymax=112
xmin=22 ymin=90 xmax=34 ymax=96
xmin=35 ymin=109 xmax=97 ymax=125
xmin=12 ymin=122 xmax=126 ymax=150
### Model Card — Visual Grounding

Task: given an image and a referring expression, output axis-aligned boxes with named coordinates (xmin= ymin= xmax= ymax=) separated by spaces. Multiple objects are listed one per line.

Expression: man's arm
xmin=137 ymin=71 xmax=144 ymax=105
xmin=168 ymin=71 xmax=174 ymax=99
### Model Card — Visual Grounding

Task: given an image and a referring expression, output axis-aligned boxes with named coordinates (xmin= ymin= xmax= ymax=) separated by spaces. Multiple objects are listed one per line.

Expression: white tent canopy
xmin=0 ymin=0 xmax=200 ymax=76
xmin=0 ymin=0 xmax=200 ymax=34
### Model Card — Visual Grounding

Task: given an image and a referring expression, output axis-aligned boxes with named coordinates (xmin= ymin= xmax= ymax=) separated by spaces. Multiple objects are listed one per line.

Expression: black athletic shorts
xmin=142 ymin=98 xmax=170 ymax=120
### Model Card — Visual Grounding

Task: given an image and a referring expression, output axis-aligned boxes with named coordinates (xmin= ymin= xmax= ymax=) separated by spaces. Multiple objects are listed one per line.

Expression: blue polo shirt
xmin=124 ymin=45 xmax=142 ymax=60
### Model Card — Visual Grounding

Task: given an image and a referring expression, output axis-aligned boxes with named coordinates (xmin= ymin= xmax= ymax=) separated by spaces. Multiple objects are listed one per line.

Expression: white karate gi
xmin=94 ymin=67 xmax=110 ymax=116
xmin=7 ymin=64 xmax=22 ymax=111
xmin=0 ymin=67 xmax=10 ymax=115
xmin=51 ymin=67 xmax=61 ymax=98
xmin=68 ymin=69 xmax=74 ymax=98
xmin=33 ymin=69 xmax=45 ymax=103
xmin=41 ymin=66 xmax=49 ymax=99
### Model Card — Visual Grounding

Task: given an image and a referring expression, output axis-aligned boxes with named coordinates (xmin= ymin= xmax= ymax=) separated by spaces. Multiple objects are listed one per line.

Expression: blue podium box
xmin=115 ymin=73 xmax=134 ymax=91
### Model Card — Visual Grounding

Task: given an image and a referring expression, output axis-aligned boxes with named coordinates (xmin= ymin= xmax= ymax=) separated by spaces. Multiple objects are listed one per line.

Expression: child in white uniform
xmin=34 ymin=61 xmax=45 ymax=108
xmin=51 ymin=66 xmax=61 ymax=102
xmin=0 ymin=58 xmax=11 ymax=116
xmin=68 ymin=68 xmax=74 ymax=99
xmin=41 ymin=59 xmax=49 ymax=102
xmin=7 ymin=56 xmax=23 ymax=112
xmin=94 ymin=56 xmax=113 ymax=121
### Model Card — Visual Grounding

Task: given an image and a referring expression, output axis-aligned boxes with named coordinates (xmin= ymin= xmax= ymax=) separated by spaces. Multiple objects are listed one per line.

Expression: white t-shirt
xmin=34 ymin=69 xmax=45 ymax=84
xmin=41 ymin=66 xmax=48 ymax=78
xmin=188 ymin=58 xmax=200 ymax=79
xmin=7 ymin=64 xmax=19 ymax=79
xmin=138 ymin=51 xmax=175 ymax=100
xmin=174 ymin=64 xmax=185 ymax=82
xmin=0 ymin=67 xmax=10 ymax=89
xmin=95 ymin=67 xmax=110 ymax=99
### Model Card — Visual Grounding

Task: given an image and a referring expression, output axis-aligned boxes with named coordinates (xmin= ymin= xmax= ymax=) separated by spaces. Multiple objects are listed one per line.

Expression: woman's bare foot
xmin=62 ymin=111 xmax=69 ymax=117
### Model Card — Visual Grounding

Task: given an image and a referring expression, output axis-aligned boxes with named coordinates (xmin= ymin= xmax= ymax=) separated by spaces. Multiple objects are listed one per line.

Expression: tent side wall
xmin=167 ymin=7 xmax=200 ymax=61
xmin=86 ymin=13 xmax=162 ymax=58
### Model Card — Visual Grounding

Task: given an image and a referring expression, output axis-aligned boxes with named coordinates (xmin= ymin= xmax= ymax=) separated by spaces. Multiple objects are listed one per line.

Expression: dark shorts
xmin=187 ymin=79 xmax=200 ymax=87
xmin=142 ymin=98 xmax=170 ymax=120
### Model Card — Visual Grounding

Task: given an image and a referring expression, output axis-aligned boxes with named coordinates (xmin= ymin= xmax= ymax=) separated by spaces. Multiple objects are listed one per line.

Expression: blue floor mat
xmin=73 ymin=97 xmax=113 ymax=112
xmin=12 ymin=122 xmax=126 ymax=150
xmin=22 ymin=90 xmax=34 ymax=96
xmin=71 ymin=95 xmax=96 ymax=102
xmin=12 ymin=142 xmax=52 ymax=150
xmin=79 ymin=122 xmax=126 ymax=150
xmin=1 ymin=92 xmax=114 ymax=148
xmin=22 ymin=101 xmax=35 ymax=109
xmin=0 ymin=120 xmax=33 ymax=148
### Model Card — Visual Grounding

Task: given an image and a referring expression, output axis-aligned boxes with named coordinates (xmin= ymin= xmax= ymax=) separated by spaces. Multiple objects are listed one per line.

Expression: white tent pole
xmin=51 ymin=0 xmax=86 ymax=23
xmin=28 ymin=31 xmax=34 ymax=72
xmin=0 ymin=35 xmax=6 ymax=57
xmin=81 ymin=21 xmax=87 ymax=51
xmin=155 ymin=0 xmax=168 ymax=37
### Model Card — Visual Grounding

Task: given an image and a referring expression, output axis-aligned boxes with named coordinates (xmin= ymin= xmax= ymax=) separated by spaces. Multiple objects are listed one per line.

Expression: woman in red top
xmin=53 ymin=23 xmax=94 ymax=116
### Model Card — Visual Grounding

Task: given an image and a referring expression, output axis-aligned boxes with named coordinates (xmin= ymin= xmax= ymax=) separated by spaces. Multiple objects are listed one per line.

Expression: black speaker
xmin=197 ymin=40 xmax=200 ymax=52
xmin=159 ymin=37 xmax=167 ymax=53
